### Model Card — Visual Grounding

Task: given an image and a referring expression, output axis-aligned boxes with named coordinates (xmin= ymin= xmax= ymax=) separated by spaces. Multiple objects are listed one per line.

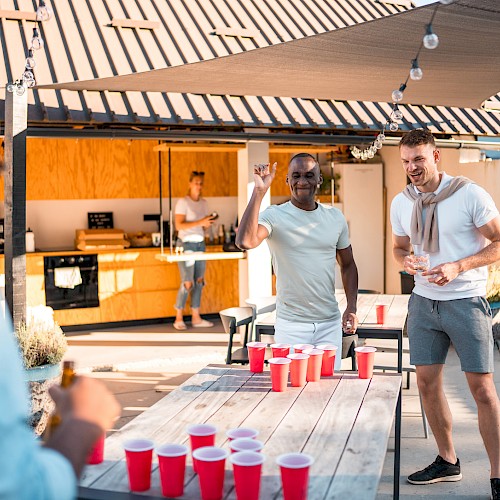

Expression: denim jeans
xmin=175 ymin=240 xmax=206 ymax=310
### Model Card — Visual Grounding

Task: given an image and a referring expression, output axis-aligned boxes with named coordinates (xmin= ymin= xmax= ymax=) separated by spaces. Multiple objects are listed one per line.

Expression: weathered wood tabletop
xmin=79 ymin=365 xmax=402 ymax=500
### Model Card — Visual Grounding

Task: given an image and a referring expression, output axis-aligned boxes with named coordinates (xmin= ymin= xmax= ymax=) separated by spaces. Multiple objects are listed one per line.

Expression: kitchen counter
xmin=0 ymin=246 xmax=240 ymax=327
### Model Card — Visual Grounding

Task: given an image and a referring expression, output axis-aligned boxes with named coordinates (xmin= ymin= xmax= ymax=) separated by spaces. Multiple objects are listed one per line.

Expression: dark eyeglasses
xmin=191 ymin=171 xmax=205 ymax=176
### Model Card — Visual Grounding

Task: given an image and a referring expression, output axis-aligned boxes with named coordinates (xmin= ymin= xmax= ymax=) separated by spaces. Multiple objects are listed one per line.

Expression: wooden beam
xmin=4 ymin=90 xmax=28 ymax=326
xmin=0 ymin=9 xmax=37 ymax=21
xmin=269 ymin=145 xmax=342 ymax=153
xmin=110 ymin=19 xmax=160 ymax=30
xmin=153 ymin=143 xmax=246 ymax=152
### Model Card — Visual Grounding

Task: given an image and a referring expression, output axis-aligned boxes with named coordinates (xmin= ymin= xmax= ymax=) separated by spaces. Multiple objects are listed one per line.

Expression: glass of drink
xmin=414 ymin=253 xmax=430 ymax=274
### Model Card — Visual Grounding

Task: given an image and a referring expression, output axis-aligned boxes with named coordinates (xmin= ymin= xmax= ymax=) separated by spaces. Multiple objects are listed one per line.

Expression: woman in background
xmin=173 ymin=171 xmax=216 ymax=330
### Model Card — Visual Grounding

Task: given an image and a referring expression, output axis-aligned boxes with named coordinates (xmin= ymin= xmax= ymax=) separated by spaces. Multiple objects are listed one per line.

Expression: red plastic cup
xmin=287 ymin=353 xmax=310 ymax=387
xmin=302 ymin=348 xmax=324 ymax=382
xmin=226 ymin=428 xmax=259 ymax=441
xmin=230 ymin=451 xmax=265 ymax=500
xmin=156 ymin=443 xmax=188 ymax=498
xmin=376 ymin=304 xmax=387 ymax=324
xmin=354 ymin=346 xmax=377 ymax=379
xmin=316 ymin=344 xmax=338 ymax=377
xmin=230 ymin=438 xmax=264 ymax=454
xmin=293 ymin=343 xmax=314 ymax=354
xmin=187 ymin=424 xmax=217 ymax=472
xmin=192 ymin=446 xmax=229 ymax=500
xmin=87 ymin=433 xmax=105 ymax=464
xmin=270 ymin=343 xmax=291 ymax=358
xmin=276 ymin=452 xmax=314 ymax=500
xmin=246 ymin=342 xmax=267 ymax=373
xmin=123 ymin=439 xmax=154 ymax=492
xmin=268 ymin=357 xmax=291 ymax=392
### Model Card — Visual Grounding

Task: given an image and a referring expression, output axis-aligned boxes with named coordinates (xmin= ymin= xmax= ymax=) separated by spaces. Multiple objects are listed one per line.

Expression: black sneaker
xmin=407 ymin=455 xmax=462 ymax=485
xmin=492 ymin=478 xmax=500 ymax=500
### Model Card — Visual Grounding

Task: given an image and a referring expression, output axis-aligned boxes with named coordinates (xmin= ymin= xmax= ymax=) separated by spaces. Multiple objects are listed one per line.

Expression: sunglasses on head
xmin=191 ymin=171 xmax=205 ymax=176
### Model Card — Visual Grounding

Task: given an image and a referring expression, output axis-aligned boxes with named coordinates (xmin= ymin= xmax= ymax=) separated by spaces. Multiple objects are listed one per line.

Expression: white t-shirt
xmin=391 ymin=172 xmax=499 ymax=300
xmin=175 ymin=196 xmax=209 ymax=242
xmin=259 ymin=201 xmax=350 ymax=322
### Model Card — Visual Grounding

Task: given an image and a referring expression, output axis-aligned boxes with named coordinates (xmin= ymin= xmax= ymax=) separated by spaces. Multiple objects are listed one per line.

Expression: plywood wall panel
xmin=129 ymin=141 xmax=160 ymax=198
xmin=164 ymin=151 xmax=238 ymax=198
xmin=269 ymin=152 xmax=292 ymax=196
xmin=93 ymin=140 xmax=130 ymax=199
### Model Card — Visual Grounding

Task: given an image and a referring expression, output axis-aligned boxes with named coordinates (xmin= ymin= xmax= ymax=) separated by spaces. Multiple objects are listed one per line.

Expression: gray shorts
xmin=407 ymin=293 xmax=494 ymax=373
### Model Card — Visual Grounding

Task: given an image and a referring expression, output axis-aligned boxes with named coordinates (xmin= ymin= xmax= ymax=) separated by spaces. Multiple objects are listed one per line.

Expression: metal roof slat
xmin=143 ymin=91 xmax=172 ymax=122
xmin=259 ymin=96 xmax=293 ymax=126
xmin=164 ymin=92 xmax=198 ymax=123
xmin=0 ymin=19 xmax=14 ymax=84
xmin=352 ymin=0 xmax=386 ymax=20
xmin=428 ymin=105 xmax=460 ymax=134
xmin=292 ymin=98 xmax=325 ymax=127
xmin=415 ymin=104 xmax=448 ymax=133
xmin=204 ymin=0 xmax=258 ymax=52
xmin=307 ymin=99 xmax=335 ymax=127
xmin=221 ymin=0 xmax=279 ymax=46
xmin=182 ymin=93 xmax=213 ymax=123
xmin=335 ymin=0 xmax=369 ymax=24
xmin=450 ymin=107 xmax=487 ymax=135
xmin=227 ymin=95 xmax=255 ymax=124
xmin=75 ymin=0 xmax=117 ymax=78
xmin=238 ymin=95 xmax=273 ymax=125
xmin=299 ymin=0 xmax=338 ymax=30
xmin=291 ymin=0 xmax=330 ymax=31
xmin=255 ymin=96 xmax=282 ymax=126
xmin=201 ymin=94 xmax=227 ymax=124
xmin=168 ymin=0 xmax=218 ymax=60
xmin=137 ymin=0 xmax=186 ymax=66
xmin=356 ymin=101 xmax=385 ymax=129
xmin=316 ymin=100 xmax=345 ymax=128
xmin=100 ymin=0 xmax=149 ymax=73
xmin=188 ymin=0 xmax=241 ymax=56
xmin=472 ymin=108 xmax=500 ymax=134
xmin=260 ymin=0 xmax=307 ymax=38
xmin=277 ymin=0 xmax=322 ymax=34
xmin=344 ymin=101 xmax=372 ymax=129
xmin=206 ymin=94 xmax=240 ymax=124
xmin=308 ymin=0 xmax=349 ymax=28
xmin=414 ymin=105 xmax=446 ymax=134
xmin=360 ymin=101 xmax=389 ymax=129
xmin=244 ymin=0 xmax=293 ymax=42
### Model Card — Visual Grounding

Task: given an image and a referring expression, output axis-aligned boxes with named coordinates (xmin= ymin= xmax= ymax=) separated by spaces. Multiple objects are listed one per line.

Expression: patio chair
xmin=219 ymin=307 xmax=254 ymax=365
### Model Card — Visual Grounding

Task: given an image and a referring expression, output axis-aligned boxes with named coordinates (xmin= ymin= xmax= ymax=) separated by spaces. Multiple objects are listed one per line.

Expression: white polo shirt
xmin=391 ymin=172 xmax=499 ymax=300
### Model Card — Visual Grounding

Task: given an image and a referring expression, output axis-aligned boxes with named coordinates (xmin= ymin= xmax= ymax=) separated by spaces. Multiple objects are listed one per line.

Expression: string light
xmin=6 ymin=2 xmax=52 ymax=96
xmin=351 ymin=1 xmax=454 ymax=161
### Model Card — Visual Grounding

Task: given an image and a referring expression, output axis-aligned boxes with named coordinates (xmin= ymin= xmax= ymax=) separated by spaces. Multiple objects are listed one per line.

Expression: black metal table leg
xmin=394 ymin=385 xmax=402 ymax=499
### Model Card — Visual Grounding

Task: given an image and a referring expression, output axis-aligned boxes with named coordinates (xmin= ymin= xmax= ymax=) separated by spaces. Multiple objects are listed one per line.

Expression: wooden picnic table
xmin=78 ymin=365 xmax=402 ymax=500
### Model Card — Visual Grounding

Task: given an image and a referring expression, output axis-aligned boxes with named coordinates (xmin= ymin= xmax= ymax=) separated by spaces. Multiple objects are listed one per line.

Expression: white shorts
xmin=274 ymin=316 xmax=342 ymax=370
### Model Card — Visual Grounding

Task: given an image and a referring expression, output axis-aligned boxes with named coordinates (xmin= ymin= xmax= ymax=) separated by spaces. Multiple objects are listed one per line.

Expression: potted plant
xmin=15 ymin=306 xmax=67 ymax=435
xmin=486 ymin=265 xmax=500 ymax=346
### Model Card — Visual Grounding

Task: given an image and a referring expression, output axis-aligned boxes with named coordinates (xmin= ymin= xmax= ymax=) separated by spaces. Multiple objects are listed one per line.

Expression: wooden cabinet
xmin=1 ymin=248 xmax=240 ymax=327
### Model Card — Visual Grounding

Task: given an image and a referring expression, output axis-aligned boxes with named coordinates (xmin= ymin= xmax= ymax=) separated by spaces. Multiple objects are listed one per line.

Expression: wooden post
xmin=4 ymin=89 xmax=28 ymax=327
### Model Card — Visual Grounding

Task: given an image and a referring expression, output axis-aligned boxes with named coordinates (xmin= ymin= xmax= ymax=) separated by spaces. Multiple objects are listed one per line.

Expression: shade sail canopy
xmin=39 ymin=0 xmax=500 ymax=109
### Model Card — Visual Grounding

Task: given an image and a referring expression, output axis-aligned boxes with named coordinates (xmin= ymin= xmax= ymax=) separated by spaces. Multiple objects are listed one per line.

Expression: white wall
xmin=26 ymin=197 xmax=238 ymax=250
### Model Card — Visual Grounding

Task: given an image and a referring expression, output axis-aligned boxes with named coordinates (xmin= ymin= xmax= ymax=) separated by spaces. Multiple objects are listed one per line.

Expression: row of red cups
xmin=122 ymin=424 xmax=313 ymax=500
xmin=247 ymin=342 xmax=378 ymax=389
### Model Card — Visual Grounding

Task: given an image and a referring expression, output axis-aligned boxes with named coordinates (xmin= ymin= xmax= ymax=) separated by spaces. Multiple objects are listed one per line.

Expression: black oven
xmin=44 ymin=254 xmax=99 ymax=310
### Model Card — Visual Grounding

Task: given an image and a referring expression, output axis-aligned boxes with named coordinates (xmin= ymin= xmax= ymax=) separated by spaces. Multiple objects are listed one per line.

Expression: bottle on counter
xmin=208 ymin=225 xmax=214 ymax=245
xmin=26 ymin=228 xmax=35 ymax=253
xmin=204 ymin=229 xmax=210 ymax=246
xmin=44 ymin=360 xmax=76 ymax=439
xmin=229 ymin=224 xmax=236 ymax=243
xmin=219 ymin=224 xmax=225 ymax=245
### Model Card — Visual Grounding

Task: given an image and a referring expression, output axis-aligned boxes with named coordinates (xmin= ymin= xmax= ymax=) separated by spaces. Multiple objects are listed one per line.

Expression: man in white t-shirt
xmin=390 ymin=129 xmax=500 ymax=498
xmin=236 ymin=153 xmax=359 ymax=370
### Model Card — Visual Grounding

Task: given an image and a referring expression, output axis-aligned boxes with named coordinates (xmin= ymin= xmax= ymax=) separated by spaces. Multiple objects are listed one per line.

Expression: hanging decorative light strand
xmin=6 ymin=1 xmax=52 ymax=96
xmin=351 ymin=1 xmax=453 ymax=161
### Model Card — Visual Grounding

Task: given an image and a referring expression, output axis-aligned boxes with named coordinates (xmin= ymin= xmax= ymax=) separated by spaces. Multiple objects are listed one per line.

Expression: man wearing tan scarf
xmin=390 ymin=129 xmax=500 ymax=498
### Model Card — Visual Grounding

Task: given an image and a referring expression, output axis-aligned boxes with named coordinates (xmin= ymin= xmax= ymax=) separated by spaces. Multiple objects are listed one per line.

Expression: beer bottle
xmin=219 ymin=224 xmax=225 ymax=245
xmin=45 ymin=360 xmax=76 ymax=438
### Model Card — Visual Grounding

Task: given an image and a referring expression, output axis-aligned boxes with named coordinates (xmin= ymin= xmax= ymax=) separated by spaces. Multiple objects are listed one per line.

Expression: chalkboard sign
xmin=88 ymin=212 xmax=114 ymax=229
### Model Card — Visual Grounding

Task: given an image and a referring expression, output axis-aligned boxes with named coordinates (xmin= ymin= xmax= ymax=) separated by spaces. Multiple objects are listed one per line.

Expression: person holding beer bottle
xmin=0 ymin=311 xmax=120 ymax=500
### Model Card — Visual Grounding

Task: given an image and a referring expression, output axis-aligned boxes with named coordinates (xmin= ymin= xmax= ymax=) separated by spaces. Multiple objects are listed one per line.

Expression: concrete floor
xmin=65 ymin=319 xmax=500 ymax=499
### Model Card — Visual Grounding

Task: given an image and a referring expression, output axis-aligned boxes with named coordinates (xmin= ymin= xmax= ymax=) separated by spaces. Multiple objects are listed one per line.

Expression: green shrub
xmin=15 ymin=307 xmax=67 ymax=369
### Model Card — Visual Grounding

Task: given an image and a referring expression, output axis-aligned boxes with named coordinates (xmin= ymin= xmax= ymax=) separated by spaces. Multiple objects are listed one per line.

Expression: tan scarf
xmin=402 ymin=175 xmax=472 ymax=253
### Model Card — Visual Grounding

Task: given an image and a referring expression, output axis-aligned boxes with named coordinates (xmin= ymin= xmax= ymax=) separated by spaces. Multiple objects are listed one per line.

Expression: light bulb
xmin=36 ymin=0 xmax=53 ymax=22
xmin=377 ymin=133 xmax=386 ymax=142
xmin=392 ymin=109 xmax=403 ymax=120
xmin=31 ymin=29 xmax=44 ymax=50
xmin=392 ymin=89 xmax=404 ymax=102
xmin=367 ymin=150 xmax=375 ymax=159
xmin=16 ymin=83 xmax=26 ymax=96
xmin=23 ymin=69 xmax=34 ymax=82
xmin=7 ymin=83 xmax=16 ymax=93
xmin=389 ymin=121 xmax=399 ymax=132
xmin=410 ymin=66 xmax=423 ymax=80
xmin=423 ymin=24 xmax=439 ymax=49
xmin=25 ymin=49 xmax=36 ymax=68
xmin=375 ymin=141 xmax=383 ymax=150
